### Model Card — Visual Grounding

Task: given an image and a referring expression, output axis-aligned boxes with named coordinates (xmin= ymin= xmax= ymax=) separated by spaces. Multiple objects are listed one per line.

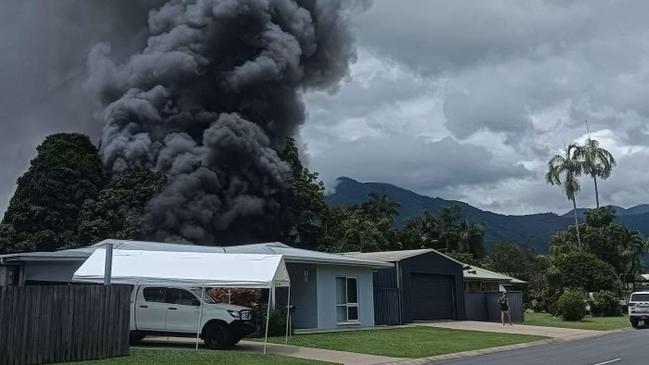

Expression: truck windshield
xmin=189 ymin=288 xmax=217 ymax=304
xmin=631 ymin=294 xmax=649 ymax=302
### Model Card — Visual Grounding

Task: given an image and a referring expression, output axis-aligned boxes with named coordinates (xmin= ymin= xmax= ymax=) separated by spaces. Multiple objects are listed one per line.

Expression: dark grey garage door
xmin=412 ymin=273 xmax=454 ymax=320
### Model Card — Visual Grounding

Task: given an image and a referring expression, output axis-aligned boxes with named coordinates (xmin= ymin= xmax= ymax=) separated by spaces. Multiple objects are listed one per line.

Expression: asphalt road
xmin=428 ymin=328 xmax=649 ymax=365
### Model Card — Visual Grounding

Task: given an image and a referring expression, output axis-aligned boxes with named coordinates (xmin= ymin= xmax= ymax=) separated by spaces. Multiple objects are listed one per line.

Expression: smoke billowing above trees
xmin=85 ymin=0 xmax=359 ymax=244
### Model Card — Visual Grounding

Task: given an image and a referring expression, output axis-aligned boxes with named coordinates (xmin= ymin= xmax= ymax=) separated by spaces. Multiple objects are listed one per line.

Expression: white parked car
xmin=628 ymin=291 xmax=649 ymax=328
xmin=129 ymin=286 xmax=256 ymax=349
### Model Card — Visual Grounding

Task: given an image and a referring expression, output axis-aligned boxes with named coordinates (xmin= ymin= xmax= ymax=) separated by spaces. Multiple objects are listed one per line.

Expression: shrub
xmin=589 ymin=290 xmax=622 ymax=317
xmin=259 ymin=305 xmax=292 ymax=337
xmin=557 ymin=290 xmax=587 ymax=321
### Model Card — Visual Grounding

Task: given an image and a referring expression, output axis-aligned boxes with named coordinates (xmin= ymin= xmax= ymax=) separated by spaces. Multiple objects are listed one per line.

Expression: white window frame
xmin=336 ymin=276 xmax=360 ymax=325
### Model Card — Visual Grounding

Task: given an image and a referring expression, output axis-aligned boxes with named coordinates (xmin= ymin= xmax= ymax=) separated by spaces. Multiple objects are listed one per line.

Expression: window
xmin=166 ymin=288 xmax=200 ymax=306
xmin=631 ymin=294 xmax=649 ymax=302
xmin=143 ymin=287 xmax=167 ymax=303
xmin=336 ymin=277 xmax=359 ymax=323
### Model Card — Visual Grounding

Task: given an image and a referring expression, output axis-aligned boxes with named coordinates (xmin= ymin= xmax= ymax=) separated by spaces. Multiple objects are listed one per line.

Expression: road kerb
xmin=379 ymin=329 xmax=627 ymax=365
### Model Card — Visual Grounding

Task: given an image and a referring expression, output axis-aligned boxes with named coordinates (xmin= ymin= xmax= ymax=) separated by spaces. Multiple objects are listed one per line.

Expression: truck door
xmin=165 ymin=288 xmax=202 ymax=333
xmin=136 ymin=287 xmax=169 ymax=331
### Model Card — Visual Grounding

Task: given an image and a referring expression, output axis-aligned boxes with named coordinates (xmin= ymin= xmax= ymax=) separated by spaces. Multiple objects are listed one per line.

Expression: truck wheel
xmin=129 ymin=332 xmax=146 ymax=345
xmin=204 ymin=322 xmax=233 ymax=350
xmin=630 ymin=318 xmax=640 ymax=329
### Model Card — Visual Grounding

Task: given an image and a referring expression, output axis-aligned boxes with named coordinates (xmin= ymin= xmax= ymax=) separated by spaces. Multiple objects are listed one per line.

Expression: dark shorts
xmin=500 ymin=304 xmax=509 ymax=311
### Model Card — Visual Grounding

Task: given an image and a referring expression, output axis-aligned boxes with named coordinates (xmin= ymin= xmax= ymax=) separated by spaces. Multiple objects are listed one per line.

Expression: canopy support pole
xmin=195 ymin=286 xmax=205 ymax=351
xmin=103 ymin=243 xmax=113 ymax=286
xmin=285 ymin=285 xmax=291 ymax=344
xmin=263 ymin=287 xmax=272 ymax=355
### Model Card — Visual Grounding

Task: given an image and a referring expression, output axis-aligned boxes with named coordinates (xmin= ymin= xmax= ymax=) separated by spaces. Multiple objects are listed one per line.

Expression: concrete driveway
xmin=415 ymin=320 xmax=600 ymax=340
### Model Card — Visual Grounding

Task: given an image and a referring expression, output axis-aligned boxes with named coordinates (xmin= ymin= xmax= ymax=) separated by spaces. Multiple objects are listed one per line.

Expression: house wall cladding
xmin=464 ymin=291 xmax=524 ymax=323
xmin=276 ymin=263 xmax=318 ymax=329
xmin=0 ymin=285 xmax=131 ymax=365
xmin=316 ymin=265 xmax=375 ymax=329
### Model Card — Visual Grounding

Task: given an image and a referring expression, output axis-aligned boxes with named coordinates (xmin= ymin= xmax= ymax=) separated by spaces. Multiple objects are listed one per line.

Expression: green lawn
xmin=525 ymin=312 xmax=630 ymax=331
xmin=263 ymin=326 xmax=545 ymax=358
xmin=66 ymin=348 xmax=332 ymax=365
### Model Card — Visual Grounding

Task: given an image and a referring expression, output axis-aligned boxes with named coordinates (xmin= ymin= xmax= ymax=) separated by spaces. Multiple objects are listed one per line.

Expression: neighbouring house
xmin=344 ymin=249 xmax=467 ymax=325
xmin=0 ymin=239 xmax=392 ymax=331
xmin=463 ymin=265 xmax=527 ymax=292
xmin=463 ymin=265 xmax=527 ymax=323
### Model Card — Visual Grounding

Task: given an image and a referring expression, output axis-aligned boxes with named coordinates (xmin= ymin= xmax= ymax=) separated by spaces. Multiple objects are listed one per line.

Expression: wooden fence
xmin=0 ymin=285 xmax=131 ymax=365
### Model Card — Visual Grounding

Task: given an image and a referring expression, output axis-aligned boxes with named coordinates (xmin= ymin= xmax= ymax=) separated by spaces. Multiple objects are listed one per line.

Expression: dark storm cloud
xmin=0 ymin=1 xmax=159 ymax=215
xmin=314 ymin=135 xmax=532 ymax=194
xmin=302 ymin=0 xmax=649 ymax=214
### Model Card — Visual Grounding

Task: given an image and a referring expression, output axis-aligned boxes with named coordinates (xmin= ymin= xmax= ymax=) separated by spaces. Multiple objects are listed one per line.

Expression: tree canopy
xmin=277 ymin=137 xmax=328 ymax=249
xmin=553 ymin=251 xmax=619 ymax=292
xmin=76 ymin=168 xmax=167 ymax=246
xmin=549 ymin=206 xmax=647 ymax=284
xmin=1 ymin=133 xmax=105 ymax=253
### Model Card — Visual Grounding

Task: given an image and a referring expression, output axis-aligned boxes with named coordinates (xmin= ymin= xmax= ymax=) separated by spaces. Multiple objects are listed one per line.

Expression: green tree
xmin=361 ymin=191 xmax=400 ymax=224
xmin=550 ymin=207 xmax=648 ymax=284
xmin=457 ymin=219 xmax=486 ymax=259
xmin=554 ymin=251 xmax=619 ymax=292
xmin=1 ymin=133 xmax=105 ymax=253
xmin=483 ymin=242 xmax=539 ymax=282
xmin=400 ymin=210 xmax=440 ymax=249
xmin=278 ymin=137 xmax=328 ymax=249
xmin=76 ymin=169 xmax=167 ymax=246
xmin=399 ymin=204 xmax=485 ymax=261
xmin=574 ymin=137 xmax=616 ymax=208
xmin=546 ymin=144 xmax=583 ymax=248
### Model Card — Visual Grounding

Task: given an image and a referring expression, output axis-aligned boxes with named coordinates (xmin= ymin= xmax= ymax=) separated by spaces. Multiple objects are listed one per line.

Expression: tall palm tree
xmin=574 ymin=137 xmax=616 ymax=208
xmin=546 ymin=144 xmax=583 ymax=248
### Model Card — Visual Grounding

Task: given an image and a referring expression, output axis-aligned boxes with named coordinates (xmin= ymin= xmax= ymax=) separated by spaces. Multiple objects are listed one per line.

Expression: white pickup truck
xmin=128 ymin=285 xmax=256 ymax=349
xmin=628 ymin=291 xmax=649 ymax=328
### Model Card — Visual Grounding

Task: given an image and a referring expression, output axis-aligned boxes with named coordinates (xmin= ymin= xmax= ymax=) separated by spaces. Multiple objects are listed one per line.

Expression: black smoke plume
xmin=86 ymin=0 xmax=358 ymax=244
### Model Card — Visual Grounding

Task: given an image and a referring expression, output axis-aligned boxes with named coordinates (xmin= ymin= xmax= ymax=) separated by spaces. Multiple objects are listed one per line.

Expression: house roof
xmin=342 ymin=248 xmax=466 ymax=266
xmin=343 ymin=248 xmax=525 ymax=284
xmin=463 ymin=265 xmax=527 ymax=284
xmin=0 ymin=239 xmax=392 ymax=269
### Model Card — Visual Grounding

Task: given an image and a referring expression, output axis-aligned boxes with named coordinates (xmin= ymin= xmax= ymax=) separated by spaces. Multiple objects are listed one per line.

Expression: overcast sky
xmin=2 ymin=0 xmax=649 ymax=216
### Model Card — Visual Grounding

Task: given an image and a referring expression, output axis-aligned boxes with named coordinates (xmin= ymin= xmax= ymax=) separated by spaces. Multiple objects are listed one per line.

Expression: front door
xmin=164 ymin=288 xmax=201 ymax=333
xmin=136 ymin=287 xmax=169 ymax=331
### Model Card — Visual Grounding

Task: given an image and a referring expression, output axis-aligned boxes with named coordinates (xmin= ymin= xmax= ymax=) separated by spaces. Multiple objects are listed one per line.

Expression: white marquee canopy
xmin=73 ymin=248 xmax=290 ymax=288
xmin=73 ymin=247 xmax=291 ymax=353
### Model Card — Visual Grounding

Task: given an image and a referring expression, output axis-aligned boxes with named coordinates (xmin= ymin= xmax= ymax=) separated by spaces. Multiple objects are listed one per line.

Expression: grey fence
xmin=0 ymin=285 xmax=131 ymax=365
xmin=464 ymin=291 xmax=524 ymax=323
xmin=374 ymin=287 xmax=400 ymax=325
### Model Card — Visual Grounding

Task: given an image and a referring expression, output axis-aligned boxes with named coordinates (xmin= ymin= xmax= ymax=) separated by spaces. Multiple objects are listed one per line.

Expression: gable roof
xmin=0 ymin=239 xmax=392 ymax=269
xmin=463 ymin=265 xmax=527 ymax=284
xmin=342 ymin=248 xmax=465 ymax=266
xmin=341 ymin=248 xmax=525 ymax=284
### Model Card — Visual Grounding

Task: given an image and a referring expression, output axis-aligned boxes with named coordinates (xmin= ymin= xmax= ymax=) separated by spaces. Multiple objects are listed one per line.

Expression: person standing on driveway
xmin=498 ymin=292 xmax=513 ymax=325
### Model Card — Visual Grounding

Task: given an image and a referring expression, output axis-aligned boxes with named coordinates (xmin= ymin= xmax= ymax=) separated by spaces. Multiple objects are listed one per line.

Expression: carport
xmin=73 ymin=247 xmax=291 ymax=353
xmin=344 ymin=249 xmax=466 ymax=324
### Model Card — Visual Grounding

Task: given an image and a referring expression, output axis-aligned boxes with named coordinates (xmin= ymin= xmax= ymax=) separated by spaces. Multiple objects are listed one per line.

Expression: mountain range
xmin=325 ymin=177 xmax=649 ymax=253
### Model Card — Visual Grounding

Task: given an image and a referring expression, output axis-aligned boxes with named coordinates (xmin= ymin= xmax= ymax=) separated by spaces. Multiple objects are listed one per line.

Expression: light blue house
xmin=0 ymin=240 xmax=392 ymax=331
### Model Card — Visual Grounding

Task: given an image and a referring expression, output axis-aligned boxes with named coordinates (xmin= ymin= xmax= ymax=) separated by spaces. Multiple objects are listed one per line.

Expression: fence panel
xmin=0 ymin=284 xmax=131 ymax=365
xmin=374 ymin=287 xmax=400 ymax=325
xmin=464 ymin=291 xmax=524 ymax=323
